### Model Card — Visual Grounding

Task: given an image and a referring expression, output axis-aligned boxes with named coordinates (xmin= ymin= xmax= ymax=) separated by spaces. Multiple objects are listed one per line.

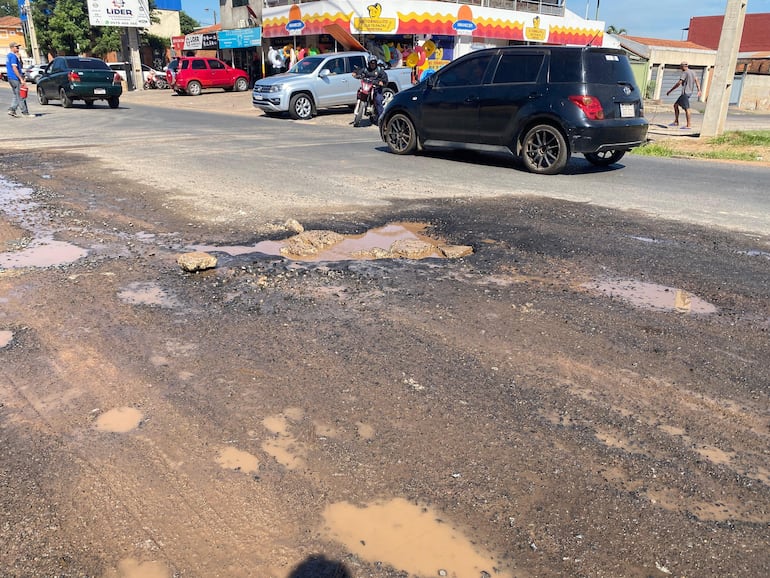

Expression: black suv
xmin=380 ymin=46 xmax=648 ymax=175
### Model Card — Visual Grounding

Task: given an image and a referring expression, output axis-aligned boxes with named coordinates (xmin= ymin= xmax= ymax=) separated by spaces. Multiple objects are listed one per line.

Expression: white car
xmin=24 ymin=64 xmax=47 ymax=83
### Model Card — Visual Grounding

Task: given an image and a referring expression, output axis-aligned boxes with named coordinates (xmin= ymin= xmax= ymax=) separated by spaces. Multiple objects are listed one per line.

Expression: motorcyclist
xmin=353 ymin=56 xmax=388 ymax=125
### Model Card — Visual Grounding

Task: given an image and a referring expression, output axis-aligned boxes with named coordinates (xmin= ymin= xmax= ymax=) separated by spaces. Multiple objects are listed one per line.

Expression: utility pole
xmin=701 ymin=0 xmax=747 ymax=137
xmin=24 ymin=0 xmax=41 ymax=64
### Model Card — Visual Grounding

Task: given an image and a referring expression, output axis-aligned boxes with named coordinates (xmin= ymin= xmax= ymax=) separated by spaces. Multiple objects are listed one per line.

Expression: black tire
xmin=175 ymin=89 xmax=185 ymax=96
xmin=353 ymin=100 xmax=365 ymax=127
xmin=584 ymin=150 xmax=626 ymax=166
xmin=108 ymin=96 xmax=119 ymax=109
xmin=60 ymin=87 xmax=73 ymax=108
xmin=384 ymin=113 xmax=418 ymax=155
xmin=37 ymin=86 xmax=48 ymax=105
xmin=289 ymin=93 xmax=314 ymax=120
xmin=187 ymin=81 xmax=202 ymax=96
xmin=521 ymin=124 xmax=568 ymax=175
xmin=234 ymin=77 xmax=249 ymax=92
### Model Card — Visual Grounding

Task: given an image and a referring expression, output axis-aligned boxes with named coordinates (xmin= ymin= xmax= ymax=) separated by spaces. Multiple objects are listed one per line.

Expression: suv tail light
xmin=68 ymin=71 xmax=81 ymax=83
xmin=569 ymin=95 xmax=604 ymax=120
xmin=113 ymin=73 xmax=122 ymax=84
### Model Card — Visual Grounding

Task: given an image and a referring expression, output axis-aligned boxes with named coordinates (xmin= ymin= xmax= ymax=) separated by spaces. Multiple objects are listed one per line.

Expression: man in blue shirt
xmin=6 ymin=41 xmax=31 ymax=118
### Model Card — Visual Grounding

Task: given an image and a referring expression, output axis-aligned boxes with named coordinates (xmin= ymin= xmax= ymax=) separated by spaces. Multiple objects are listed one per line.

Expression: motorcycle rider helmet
xmin=367 ymin=57 xmax=378 ymax=71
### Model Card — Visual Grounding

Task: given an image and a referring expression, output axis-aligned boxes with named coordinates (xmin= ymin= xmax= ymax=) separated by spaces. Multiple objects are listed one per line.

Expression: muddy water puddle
xmin=0 ymin=330 xmax=13 ymax=348
xmin=118 ymin=282 xmax=180 ymax=308
xmin=584 ymin=277 xmax=717 ymax=314
xmin=192 ymin=222 xmax=468 ymax=261
xmin=323 ymin=497 xmax=510 ymax=578
xmin=0 ymin=177 xmax=88 ymax=269
xmin=94 ymin=407 xmax=144 ymax=433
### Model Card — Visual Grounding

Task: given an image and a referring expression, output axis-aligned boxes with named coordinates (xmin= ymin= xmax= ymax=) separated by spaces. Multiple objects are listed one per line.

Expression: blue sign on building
xmin=154 ymin=0 xmax=182 ymax=10
xmin=218 ymin=28 xmax=262 ymax=49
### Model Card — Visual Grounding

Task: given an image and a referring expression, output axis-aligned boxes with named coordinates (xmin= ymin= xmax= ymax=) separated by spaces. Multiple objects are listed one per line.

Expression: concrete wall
xmin=739 ymin=74 xmax=770 ymax=111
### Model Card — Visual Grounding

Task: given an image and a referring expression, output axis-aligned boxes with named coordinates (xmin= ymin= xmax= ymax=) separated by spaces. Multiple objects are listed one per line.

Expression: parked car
xmin=380 ymin=45 xmax=649 ymax=175
xmin=24 ymin=64 xmax=47 ymax=83
xmin=252 ymin=51 xmax=413 ymax=120
xmin=36 ymin=56 xmax=122 ymax=109
xmin=166 ymin=57 xmax=249 ymax=96
xmin=108 ymin=62 xmax=164 ymax=85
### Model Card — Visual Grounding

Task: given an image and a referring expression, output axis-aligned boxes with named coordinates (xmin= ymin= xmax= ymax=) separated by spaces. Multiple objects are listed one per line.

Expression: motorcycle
xmin=144 ymin=71 xmax=168 ymax=90
xmin=352 ymin=76 xmax=377 ymax=128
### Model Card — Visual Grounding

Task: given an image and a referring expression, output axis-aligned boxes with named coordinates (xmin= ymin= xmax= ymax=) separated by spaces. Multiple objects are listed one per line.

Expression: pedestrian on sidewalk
xmin=666 ymin=62 xmax=701 ymax=129
xmin=6 ymin=42 xmax=32 ymax=119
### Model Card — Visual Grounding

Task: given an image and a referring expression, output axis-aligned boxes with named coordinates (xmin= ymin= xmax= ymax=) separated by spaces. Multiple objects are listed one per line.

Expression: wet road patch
xmin=584 ymin=277 xmax=717 ymax=314
xmin=192 ymin=222 xmax=473 ymax=262
xmin=322 ymin=497 xmax=509 ymax=577
xmin=94 ymin=407 xmax=144 ymax=433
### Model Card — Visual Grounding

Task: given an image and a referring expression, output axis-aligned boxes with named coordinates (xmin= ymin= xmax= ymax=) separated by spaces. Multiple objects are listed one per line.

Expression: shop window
xmin=232 ymin=0 xmax=248 ymax=7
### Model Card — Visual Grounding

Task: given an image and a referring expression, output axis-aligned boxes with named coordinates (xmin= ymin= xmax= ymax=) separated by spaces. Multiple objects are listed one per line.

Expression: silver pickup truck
xmin=252 ymin=51 xmax=413 ymax=120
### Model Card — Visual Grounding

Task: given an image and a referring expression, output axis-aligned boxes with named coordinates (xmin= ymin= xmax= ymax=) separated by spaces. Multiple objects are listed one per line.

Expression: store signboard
xmin=218 ymin=28 xmax=263 ymax=49
xmin=87 ymin=0 xmax=151 ymax=27
xmin=183 ymin=33 xmax=220 ymax=51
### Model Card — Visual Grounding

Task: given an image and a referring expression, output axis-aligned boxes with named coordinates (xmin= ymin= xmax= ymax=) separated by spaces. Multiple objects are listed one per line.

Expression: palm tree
xmin=606 ymin=25 xmax=628 ymax=35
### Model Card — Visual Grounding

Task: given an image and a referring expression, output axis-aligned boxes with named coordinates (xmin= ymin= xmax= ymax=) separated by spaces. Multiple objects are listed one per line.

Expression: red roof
xmin=688 ymin=13 xmax=770 ymax=52
xmin=622 ymin=35 xmax=711 ymax=51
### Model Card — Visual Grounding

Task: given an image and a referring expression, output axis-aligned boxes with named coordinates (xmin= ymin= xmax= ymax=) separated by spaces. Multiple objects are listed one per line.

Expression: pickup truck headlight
xmin=266 ymin=84 xmax=283 ymax=93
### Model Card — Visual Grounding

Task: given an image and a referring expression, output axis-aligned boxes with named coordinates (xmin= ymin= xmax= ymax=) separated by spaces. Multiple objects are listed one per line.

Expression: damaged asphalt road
xmin=1 ymin=98 xmax=769 ymax=578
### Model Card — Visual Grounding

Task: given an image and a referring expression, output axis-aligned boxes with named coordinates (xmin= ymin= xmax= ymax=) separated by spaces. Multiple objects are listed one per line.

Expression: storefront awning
xmin=324 ymin=23 xmax=365 ymax=51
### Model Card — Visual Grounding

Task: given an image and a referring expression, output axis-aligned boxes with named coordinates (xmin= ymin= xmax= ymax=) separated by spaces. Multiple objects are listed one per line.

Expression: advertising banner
xmin=183 ymin=33 xmax=220 ymax=51
xmin=87 ymin=0 xmax=151 ymax=27
xmin=218 ymin=28 xmax=263 ymax=49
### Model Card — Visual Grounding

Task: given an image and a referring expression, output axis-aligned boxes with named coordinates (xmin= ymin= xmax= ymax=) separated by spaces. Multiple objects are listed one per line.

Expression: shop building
xmin=259 ymin=0 xmax=610 ymax=76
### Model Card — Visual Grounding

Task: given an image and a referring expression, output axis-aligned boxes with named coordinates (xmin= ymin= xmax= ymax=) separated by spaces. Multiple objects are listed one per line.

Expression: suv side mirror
xmin=319 ymin=68 xmax=330 ymax=78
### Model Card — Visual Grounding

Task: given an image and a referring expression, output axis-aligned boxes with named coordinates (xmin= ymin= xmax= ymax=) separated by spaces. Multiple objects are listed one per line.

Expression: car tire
xmin=60 ymin=87 xmax=73 ymax=108
xmin=108 ymin=96 xmax=119 ymax=109
xmin=382 ymin=87 xmax=396 ymax=107
xmin=187 ymin=81 xmax=202 ymax=96
xmin=384 ymin=113 xmax=418 ymax=155
xmin=234 ymin=77 xmax=249 ymax=92
xmin=522 ymin=124 xmax=569 ymax=175
xmin=175 ymin=89 xmax=185 ymax=96
xmin=289 ymin=93 xmax=314 ymax=120
xmin=37 ymin=86 xmax=48 ymax=105
xmin=584 ymin=150 xmax=626 ymax=167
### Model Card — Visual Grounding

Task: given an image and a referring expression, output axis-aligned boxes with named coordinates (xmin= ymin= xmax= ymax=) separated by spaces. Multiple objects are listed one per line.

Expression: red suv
xmin=167 ymin=57 xmax=249 ymax=96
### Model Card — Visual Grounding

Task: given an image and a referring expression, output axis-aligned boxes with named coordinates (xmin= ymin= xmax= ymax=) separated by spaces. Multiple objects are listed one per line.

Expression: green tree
xmin=179 ymin=11 xmax=200 ymax=35
xmin=1 ymin=0 xmax=19 ymax=17
xmin=32 ymin=0 xmax=163 ymax=59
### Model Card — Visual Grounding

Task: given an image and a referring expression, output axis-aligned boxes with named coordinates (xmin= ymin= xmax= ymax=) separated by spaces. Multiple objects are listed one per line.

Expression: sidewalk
xmin=119 ymin=87 xmax=258 ymax=117
xmin=644 ymin=100 xmax=770 ymax=141
xmin=117 ymin=89 xmax=770 ymax=135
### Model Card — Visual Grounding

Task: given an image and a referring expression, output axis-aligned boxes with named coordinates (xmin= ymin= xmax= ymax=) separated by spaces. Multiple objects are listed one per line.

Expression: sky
xmin=181 ymin=0 xmax=770 ymax=41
